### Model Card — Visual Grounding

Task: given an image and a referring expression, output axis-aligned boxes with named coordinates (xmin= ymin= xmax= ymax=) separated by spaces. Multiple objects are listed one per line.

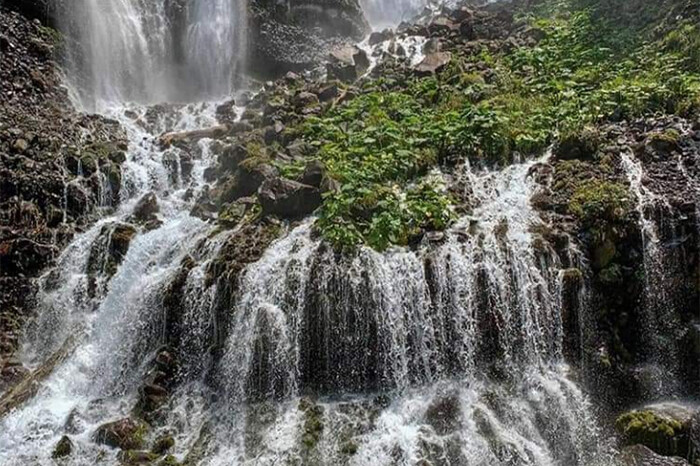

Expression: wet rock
xmin=616 ymin=403 xmax=696 ymax=459
xmin=0 ymin=238 xmax=57 ymax=276
xmin=248 ymin=0 xmax=369 ymax=77
xmin=259 ymin=177 xmax=322 ymax=219
xmin=368 ymin=29 xmax=393 ymax=46
xmin=52 ymin=435 xmax=73 ymax=459
xmin=93 ymin=417 xmax=149 ymax=450
xmin=592 ymin=238 xmax=616 ymax=270
xmin=117 ymin=450 xmax=159 ymax=464
xmin=619 ymin=444 xmax=688 ymax=465
xmin=152 ymin=434 xmax=175 ymax=454
xmin=425 ymin=393 xmax=461 ymax=435
xmin=130 ymin=192 xmax=160 ymax=226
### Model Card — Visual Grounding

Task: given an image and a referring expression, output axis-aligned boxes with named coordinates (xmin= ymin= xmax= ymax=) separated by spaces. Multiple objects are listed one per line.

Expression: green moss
xmin=615 ymin=410 xmax=689 ymax=457
xmin=569 ymin=180 xmax=632 ymax=230
xmin=152 ymin=434 xmax=175 ymax=455
xmin=299 ymin=398 xmax=324 ymax=451
xmin=158 ymin=454 xmax=180 ymax=466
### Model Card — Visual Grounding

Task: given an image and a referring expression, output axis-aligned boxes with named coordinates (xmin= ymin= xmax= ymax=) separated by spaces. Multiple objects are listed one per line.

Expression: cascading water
xmin=0 ymin=2 xmax=620 ymax=464
xmin=620 ymin=152 xmax=684 ymax=396
xmin=59 ymin=0 xmax=247 ymax=108
xmin=0 ymin=101 xmax=229 ymax=464
xmin=360 ymin=0 xmax=428 ymax=28
xmin=166 ymin=159 xmax=614 ymax=465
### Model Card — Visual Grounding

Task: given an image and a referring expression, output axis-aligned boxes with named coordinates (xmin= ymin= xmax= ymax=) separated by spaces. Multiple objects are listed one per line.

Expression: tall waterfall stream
xmin=4 ymin=0 xmax=694 ymax=465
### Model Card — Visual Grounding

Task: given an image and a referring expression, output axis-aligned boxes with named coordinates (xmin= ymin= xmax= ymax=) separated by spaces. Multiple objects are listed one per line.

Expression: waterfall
xmin=187 ymin=159 xmax=614 ymax=464
xmin=59 ymin=0 xmax=247 ymax=108
xmin=361 ymin=0 xmax=427 ymax=28
xmin=0 ymin=102 xmax=227 ymax=465
xmin=0 ymin=2 xmax=619 ymax=464
xmin=620 ymin=152 xmax=684 ymax=396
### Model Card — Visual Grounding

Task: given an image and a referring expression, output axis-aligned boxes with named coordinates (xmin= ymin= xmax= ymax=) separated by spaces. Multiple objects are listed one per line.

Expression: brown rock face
xmin=0 ymin=7 xmax=125 ymax=376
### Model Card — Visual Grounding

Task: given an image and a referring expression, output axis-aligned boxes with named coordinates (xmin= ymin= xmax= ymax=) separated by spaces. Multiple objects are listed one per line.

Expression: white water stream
xmin=0 ymin=1 xmax=620 ymax=464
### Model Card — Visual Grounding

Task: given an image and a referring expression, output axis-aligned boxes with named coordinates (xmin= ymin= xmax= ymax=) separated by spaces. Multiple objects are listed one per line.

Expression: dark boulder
xmin=129 ymin=192 xmax=160 ymax=227
xmin=217 ymin=162 xmax=279 ymax=204
xmin=0 ymin=238 xmax=56 ymax=277
xmin=52 ymin=435 xmax=73 ymax=459
xmin=259 ymin=177 xmax=322 ymax=218
xmin=368 ymin=29 xmax=394 ymax=46
xmin=93 ymin=417 xmax=149 ymax=450
xmin=299 ymin=160 xmax=326 ymax=188
xmin=619 ymin=445 xmax=688 ymax=465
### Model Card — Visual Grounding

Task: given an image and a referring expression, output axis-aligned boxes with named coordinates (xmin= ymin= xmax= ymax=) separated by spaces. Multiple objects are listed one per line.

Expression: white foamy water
xmin=60 ymin=0 xmax=247 ymax=108
xmin=0 ymin=100 xmax=231 ymax=465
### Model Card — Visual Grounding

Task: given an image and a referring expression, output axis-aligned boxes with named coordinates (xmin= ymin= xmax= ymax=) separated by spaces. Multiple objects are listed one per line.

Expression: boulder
xmin=130 ymin=192 xmax=160 ymax=227
xmin=413 ymin=52 xmax=452 ymax=76
xmin=299 ymin=160 xmax=326 ymax=188
xmin=327 ymin=46 xmax=370 ymax=82
xmin=152 ymin=434 xmax=175 ymax=454
xmin=259 ymin=177 xmax=322 ymax=218
xmin=553 ymin=127 xmax=601 ymax=161
xmin=368 ymin=29 xmax=394 ymax=46
xmin=616 ymin=403 xmax=697 ymax=459
xmin=294 ymin=91 xmax=320 ymax=109
xmin=425 ymin=393 xmax=462 ymax=435
xmin=52 ymin=435 xmax=73 ymax=459
xmin=93 ymin=417 xmax=149 ymax=450
xmin=619 ymin=445 xmax=688 ymax=465
xmin=117 ymin=450 xmax=159 ymax=464
xmin=216 ymin=143 xmax=248 ymax=172
xmin=217 ymin=162 xmax=279 ymax=204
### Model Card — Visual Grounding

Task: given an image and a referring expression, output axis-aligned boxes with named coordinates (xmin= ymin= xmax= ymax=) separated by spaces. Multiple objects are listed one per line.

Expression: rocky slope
xmin=0 ymin=7 xmax=126 ymax=389
xmin=0 ymin=0 xmax=698 ymax=464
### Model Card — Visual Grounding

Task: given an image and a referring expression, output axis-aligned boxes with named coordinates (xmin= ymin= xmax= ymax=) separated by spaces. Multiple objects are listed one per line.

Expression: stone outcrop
xmin=248 ymin=0 xmax=369 ymax=77
xmin=0 ymin=7 xmax=125 ymax=383
xmin=93 ymin=417 xmax=149 ymax=451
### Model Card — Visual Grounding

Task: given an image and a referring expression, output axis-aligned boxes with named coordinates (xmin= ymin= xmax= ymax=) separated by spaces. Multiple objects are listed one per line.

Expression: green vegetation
xmin=274 ymin=0 xmax=700 ymax=250
xmin=569 ymin=180 xmax=632 ymax=233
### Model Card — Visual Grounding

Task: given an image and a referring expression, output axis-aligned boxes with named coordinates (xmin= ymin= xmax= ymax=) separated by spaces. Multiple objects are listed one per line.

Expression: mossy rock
xmin=616 ymin=407 xmax=690 ymax=458
xmin=117 ymin=449 xmax=159 ymax=465
xmin=646 ymin=129 xmax=681 ymax=155
xmin=93 ymin=417 xmax=149 ymax=451
xmin=592 ymin=238 xmax=617 ymax=270
xmin=152 ymin=434 xmax=175 ymax=455
xmin=299 ymin=398 xmax=324 ymax=450
xmin=554 ymin=127 xmax=601 ymax=161
xmin=158 ymin=455 xmax=180 ymax=466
